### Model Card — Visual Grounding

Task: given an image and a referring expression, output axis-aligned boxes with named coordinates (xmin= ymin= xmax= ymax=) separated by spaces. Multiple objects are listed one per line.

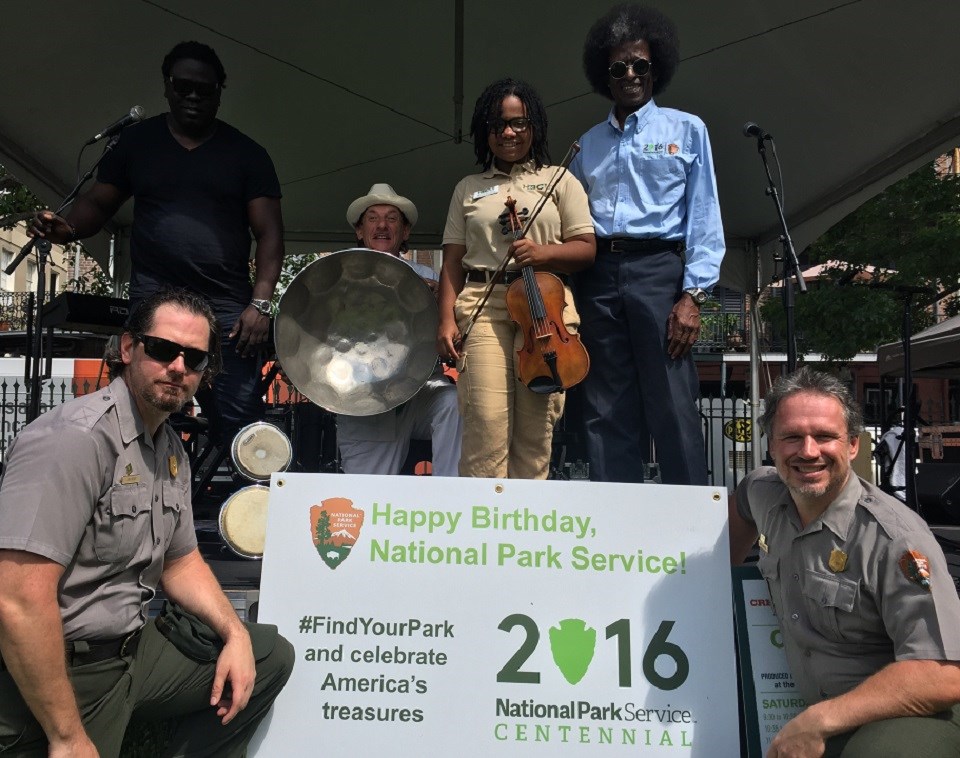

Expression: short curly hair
xmin=106 ymin=288 xmax=222 ymax=386
xmin=470 ymin=78 xmax=550 ymax=171
xmin=161 ymin=40 xmax=227 ymax=87
xmin=582 ymin=4 xmax=680 ymax=100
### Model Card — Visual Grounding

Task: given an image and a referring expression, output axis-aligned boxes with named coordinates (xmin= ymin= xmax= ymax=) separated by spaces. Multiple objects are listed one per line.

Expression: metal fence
xmin=0 ymin=379 xmax=787 ymax=490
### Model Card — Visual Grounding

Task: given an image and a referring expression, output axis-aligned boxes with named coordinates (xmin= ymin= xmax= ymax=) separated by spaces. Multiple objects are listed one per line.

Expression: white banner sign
xmin=250 ymin=474 xmax=739 ymax=756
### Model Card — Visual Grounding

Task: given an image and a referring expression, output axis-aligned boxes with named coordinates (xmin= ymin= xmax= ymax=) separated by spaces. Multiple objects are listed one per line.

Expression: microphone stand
xmin=870 ymin=283 xmax=937 ymax=514
xmin=6 ymin=134 xmax=121 ymax=422
xmin=752 ymin=136 xmax=805 ymax=372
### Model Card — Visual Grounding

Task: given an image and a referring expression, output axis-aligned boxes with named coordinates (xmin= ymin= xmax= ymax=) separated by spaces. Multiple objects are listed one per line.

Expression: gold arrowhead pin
xmin=169 ymin=455 xmax=178 ymax=478
xmin=758 ymin=533 xmax=769 ymax=553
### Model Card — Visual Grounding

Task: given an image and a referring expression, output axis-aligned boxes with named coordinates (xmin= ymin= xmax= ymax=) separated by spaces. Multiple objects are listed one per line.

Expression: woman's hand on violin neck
xmin=437 ymin=321 xmax=462 ymax=362
xmin=508 ymin=238 xmax=549 ymax=267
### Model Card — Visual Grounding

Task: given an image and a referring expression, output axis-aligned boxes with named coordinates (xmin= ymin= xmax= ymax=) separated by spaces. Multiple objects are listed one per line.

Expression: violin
xmin=502 ymin=196 xmax=589 ymax=394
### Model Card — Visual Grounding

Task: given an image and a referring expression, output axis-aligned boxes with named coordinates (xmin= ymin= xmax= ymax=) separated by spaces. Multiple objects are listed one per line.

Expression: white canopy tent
xmin=878 ymin=316 xmax=960 ymax=379
xmin=0 ymin=0 xmax=958 ymax=296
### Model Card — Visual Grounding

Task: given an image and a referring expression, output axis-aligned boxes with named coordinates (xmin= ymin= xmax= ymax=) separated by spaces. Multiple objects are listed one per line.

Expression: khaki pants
xmin=454 ymin=282 xmax=578 ymax=479
xmin=0 ymin=620 xmax=294 ymax=757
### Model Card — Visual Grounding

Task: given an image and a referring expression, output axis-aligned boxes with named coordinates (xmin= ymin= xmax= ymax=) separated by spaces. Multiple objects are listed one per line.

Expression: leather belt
xmin=64 ymin=628 xmax=142 ymax=667
xmin=598 ymin=237 xmax=685 ymax=255
xmin=464 ymin=269 xmax=522 ymax=285
xmin=463 ymin=269 xmax=569 ymax=286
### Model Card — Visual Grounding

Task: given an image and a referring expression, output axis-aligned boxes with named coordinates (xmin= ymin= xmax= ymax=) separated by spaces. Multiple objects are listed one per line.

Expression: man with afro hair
xmin=570 ymin=4 xmax=725 ymax=486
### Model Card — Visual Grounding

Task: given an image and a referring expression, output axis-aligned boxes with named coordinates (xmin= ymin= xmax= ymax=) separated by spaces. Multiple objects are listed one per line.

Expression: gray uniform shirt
xmin=736 ymin=467 xmax=960 ymax=705
xmin=0 ymin=377 xmax=196 ymax=640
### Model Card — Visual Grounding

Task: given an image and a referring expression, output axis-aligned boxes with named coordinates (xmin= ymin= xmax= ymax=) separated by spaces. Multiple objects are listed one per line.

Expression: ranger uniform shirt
xmin=442 ymin=160 xmax=594 ymax=272
xmin=736 ymin=466 xmax=960 ymax=705
xmin=0 ymin=378 xmax=196 ymax=640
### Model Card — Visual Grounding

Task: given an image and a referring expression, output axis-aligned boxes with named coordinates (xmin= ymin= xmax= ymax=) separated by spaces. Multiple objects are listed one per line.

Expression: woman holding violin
xmin=438 ymin=78 xmax=596 ymax=479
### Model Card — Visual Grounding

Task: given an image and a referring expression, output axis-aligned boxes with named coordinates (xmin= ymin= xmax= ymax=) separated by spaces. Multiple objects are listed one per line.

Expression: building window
xmin=0 ymin=248 xmax=12 ymax=291
xmin=50 ymin=272 xmax=60 ymax=295
xmin=25 ymin=260 xmax=37 ymax=293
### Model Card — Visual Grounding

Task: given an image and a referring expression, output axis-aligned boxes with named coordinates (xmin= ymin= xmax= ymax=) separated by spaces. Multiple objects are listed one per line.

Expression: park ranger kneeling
xmin=729 ymin=367 xmax=960 ymax=757
xmin=0 ymin=289 xmax=293 ymax=757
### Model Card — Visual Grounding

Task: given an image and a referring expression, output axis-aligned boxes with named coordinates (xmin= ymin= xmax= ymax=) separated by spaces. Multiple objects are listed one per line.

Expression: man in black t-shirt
xmin=32 ymin=40 xmax=284 ymax=439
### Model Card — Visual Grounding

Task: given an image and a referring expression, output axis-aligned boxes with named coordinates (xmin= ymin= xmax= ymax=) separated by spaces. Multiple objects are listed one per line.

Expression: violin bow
xmin=457 ymin=141 xmax=580 ymax=347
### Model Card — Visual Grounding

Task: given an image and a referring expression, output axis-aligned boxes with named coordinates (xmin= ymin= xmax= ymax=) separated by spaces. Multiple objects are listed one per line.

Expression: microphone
xmin=85 ymin=106 xmax=144 ymax=145
xmin=742 ymin=121 xmax=772 ymax=140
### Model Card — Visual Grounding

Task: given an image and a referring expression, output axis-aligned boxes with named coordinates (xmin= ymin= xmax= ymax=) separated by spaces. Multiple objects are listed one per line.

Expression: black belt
xmin=464 ymin=269 xmax=522 ymax=285
xmin=0 ymin=628 xmax=142 ymax=672
xmin=463 ymin=269 xmax=569 ymax=286
xmin=65 ymin=628 xmax=142 ymax=667
xmin=597 ymin=237 xmax=685 ymax=255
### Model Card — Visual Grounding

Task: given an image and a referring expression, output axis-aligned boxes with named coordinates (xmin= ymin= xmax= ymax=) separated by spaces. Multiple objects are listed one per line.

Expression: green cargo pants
xmin=824 ymin=703 xmax=960 ymax=757
xmin=0 ymin=618 xmax=294 ymax=757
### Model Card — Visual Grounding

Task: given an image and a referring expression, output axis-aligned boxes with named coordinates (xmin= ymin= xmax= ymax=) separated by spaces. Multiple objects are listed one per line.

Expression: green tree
xmin=761 ymin=161 xmax=960 ymax=361
xmin=315 ymin=510 xmax=332 ymax=549
xmin=1 ymin=164 xmax=114 ymax=295
xmin=0 ymin=164 xmax=43 ymax=226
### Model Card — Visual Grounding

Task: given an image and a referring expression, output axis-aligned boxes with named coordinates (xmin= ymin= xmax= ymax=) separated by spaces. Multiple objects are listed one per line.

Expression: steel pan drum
xmin=218 ymin=484 xmax=270 ymax=560
xmin=230 ymin=421 xmax=293 ymax=482
xmin=274 ymin=248 xmax=439 ymax=416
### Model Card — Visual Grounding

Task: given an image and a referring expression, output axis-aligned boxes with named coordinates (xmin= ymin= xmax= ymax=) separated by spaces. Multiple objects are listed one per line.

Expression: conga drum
xmin=218 ymin=484 xmax=271 ymax=560
xmin=230 ymin=421 xmax=293 ymax=482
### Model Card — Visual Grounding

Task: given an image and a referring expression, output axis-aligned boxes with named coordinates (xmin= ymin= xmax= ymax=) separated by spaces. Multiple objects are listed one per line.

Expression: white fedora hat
xmin=346 ymin=183 xmax=418 ymax=228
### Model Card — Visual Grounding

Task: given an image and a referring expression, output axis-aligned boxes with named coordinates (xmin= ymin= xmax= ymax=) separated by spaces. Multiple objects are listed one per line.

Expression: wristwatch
xmin=683 ymin=288 xmax=709 ymax=306
xmin=250 ymin=298 xmax=272 ymax=316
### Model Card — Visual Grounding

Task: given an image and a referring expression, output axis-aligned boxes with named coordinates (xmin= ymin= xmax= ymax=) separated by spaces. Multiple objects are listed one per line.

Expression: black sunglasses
xmin=608 ymin=59 xmax=652 ymax=79
xmin=487 ymin=117 xmax=532 ymax=135
xmin=135 ymin=333 xmax=210 ymax=372
xmin=167 ymin=76 xmax=221 ymax=99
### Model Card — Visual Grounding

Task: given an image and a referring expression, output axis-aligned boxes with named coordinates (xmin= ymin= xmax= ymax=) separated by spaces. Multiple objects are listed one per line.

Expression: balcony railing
xmin=0 ymin=291 xmax=51 ymax=331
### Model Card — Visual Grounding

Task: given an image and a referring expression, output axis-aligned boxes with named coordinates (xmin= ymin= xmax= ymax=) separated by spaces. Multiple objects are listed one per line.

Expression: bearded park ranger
xmin=0 ymin=290 xmax=293 ymax=757
xmin=729 ymin=367 xmax=960 ymax=757
xmin=336 ymin=183 xmax=462 ymax=476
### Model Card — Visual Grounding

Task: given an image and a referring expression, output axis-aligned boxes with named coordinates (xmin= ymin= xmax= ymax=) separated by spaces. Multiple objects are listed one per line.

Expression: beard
xmin=139 ymin=382 xmax=188 ymax=414
xmin=785 ymin=466 xmax=849 ymax=502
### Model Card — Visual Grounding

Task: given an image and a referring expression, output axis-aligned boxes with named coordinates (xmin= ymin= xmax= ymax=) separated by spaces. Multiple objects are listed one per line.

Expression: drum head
xmin=218 ymin=485 xmax=270 ymax=560
xmin=274 ymin=248 xmax=439 ymax=416
xmin=230 ymin=422 xmax=292 ymax=482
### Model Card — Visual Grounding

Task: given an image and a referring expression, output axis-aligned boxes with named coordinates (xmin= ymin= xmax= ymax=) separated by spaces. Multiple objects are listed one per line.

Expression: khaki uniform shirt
xmin=442 ymin=161 xmax=594 ymax=271
xmin=0 ymin=378 xmax=195 ymax=640
xmin=736 ymin=467 xmax=960 ymax=705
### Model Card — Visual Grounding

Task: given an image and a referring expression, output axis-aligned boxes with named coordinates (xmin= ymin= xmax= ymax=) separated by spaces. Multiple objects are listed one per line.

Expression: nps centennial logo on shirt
xmin=310 ymin=497 xmax=365 ymax=569
xmin=642 ymin=143 xmax=665 ymax=155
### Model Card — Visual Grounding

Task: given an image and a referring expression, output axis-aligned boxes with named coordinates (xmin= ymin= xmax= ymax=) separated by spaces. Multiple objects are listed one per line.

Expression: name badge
xmin=472 ymin=185 xmax=499 ymax=200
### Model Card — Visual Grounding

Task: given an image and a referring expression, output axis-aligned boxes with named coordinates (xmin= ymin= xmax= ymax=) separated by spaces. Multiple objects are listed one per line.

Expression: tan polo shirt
xmin=736 ymin=467 xmax=960 ymax=705
xmin=442 ymin=160 xmax=594 ymax=271
xmin=0 ymin=377 xmax=195 ymax=640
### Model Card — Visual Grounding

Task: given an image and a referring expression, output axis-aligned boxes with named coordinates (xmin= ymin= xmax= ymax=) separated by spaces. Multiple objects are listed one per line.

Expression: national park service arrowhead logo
xmin=310 ymin=497 xmax=365 ymax=569
xmin=549 ymin=618 xmax=597 ymax=685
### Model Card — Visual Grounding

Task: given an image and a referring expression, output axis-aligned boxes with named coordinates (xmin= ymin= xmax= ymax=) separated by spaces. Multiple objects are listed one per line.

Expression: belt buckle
xmin=119 ymin=629 xmax=140 ymax=657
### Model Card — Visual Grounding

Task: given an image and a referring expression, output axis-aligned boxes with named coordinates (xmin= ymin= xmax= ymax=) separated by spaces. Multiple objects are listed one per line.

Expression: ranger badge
xmin=828 ymin=549 xmax=848 ymax=573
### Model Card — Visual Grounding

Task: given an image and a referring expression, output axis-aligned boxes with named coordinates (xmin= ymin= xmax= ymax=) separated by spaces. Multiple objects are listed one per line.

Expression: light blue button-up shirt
xmin=571 ymin=99 xmax=725 ymax=291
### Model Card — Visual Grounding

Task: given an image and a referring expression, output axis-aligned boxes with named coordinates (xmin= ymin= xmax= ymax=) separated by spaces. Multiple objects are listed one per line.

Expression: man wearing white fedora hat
xmin=336 ymin=183 xmax=463 ymax=476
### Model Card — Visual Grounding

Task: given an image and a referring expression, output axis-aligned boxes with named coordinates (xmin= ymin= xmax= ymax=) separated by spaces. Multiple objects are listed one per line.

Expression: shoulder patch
xmin=898 ymin=550 xmax=932 ymax=591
